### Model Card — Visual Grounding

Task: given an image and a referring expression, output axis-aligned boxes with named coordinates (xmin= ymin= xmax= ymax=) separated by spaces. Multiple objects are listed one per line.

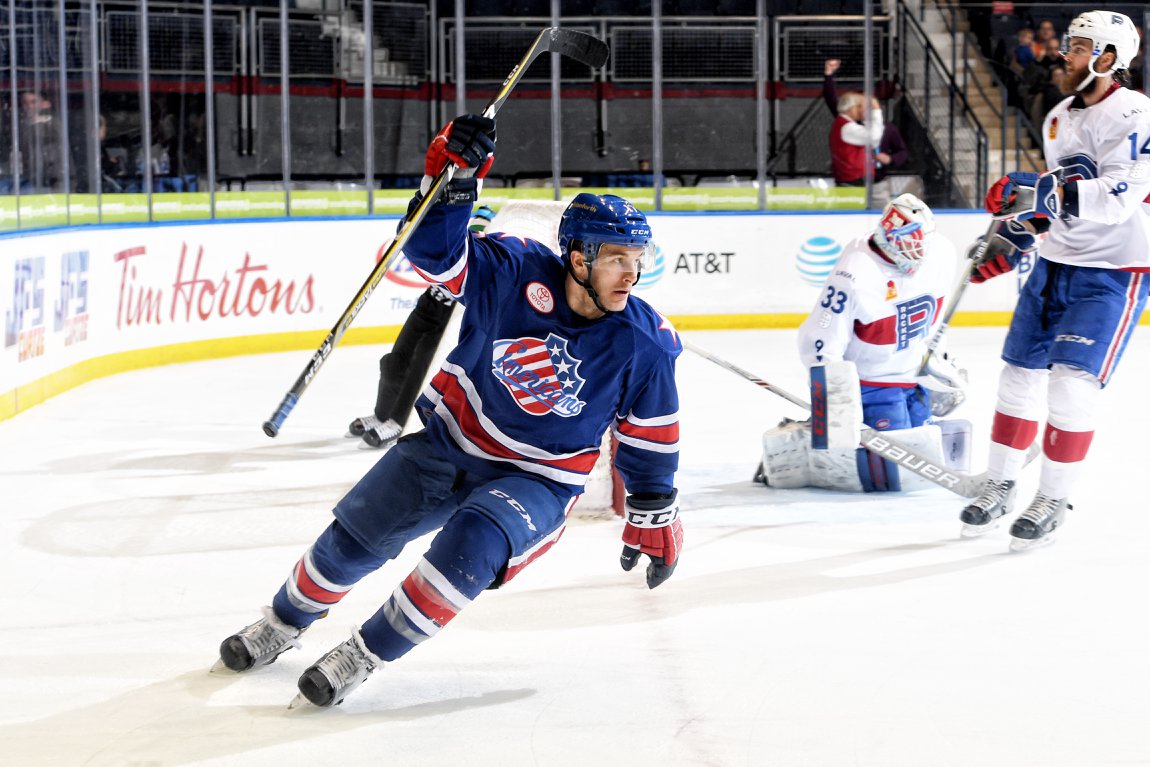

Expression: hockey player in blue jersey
xmin=961 ymin=11 xmax=1150 ymax=551
xmin=215 ymin=114 xmax=684 ymax=708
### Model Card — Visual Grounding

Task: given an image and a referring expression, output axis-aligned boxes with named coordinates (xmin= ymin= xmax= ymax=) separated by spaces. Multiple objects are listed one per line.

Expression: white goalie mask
xmin=873 ymin=193 xmax=935 ymax=275
xmin=1062 ymin=11 xmax=1141 ymax=91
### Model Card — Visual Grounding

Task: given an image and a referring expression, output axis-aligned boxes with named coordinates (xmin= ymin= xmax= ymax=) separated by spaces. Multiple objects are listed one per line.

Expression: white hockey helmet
xmin=1062 ymin=11 xmax=1141 ymax=90
xmin=873 ymin=193 xmax=935 ymax=275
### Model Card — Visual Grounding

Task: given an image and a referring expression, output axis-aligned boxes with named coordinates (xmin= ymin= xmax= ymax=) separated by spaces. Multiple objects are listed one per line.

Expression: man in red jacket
xmin=829 ymin=90 xmax=884 ymax=187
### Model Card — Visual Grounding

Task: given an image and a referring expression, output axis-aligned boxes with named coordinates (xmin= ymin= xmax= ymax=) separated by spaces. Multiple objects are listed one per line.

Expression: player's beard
xmin=1061 ymin=65 xmax=1098 ymax=95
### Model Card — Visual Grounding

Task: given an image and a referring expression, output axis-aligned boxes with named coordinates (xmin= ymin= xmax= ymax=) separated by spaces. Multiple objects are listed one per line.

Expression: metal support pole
xmin=454 ymin=0 xmax=464 ymax=116
xmin=204 ymin=0 xmax=217 ymax=216
xmin=56 ymin=0 xmax=69 ymax=222
xmin=862 ymin=5 xmax=873 ymax=208
xmin=9 ymin=0 xmax=21 ymax=225
xmin=652 ymin=0 xmax=663 ymax=211
xmin=279 ymin=0 xmax=291 ymax=214
xmin=755 ymin=0 xmax=767 ymax=210
xmin=363 ymin=0 xmax=374 ymax=213
xmin=89 ymin=0 xmax=100 ymax=221
xmin=141 ymin=0 xmax=153 ymax=218
xmin=549 ymin=0 xmax=561 ymax=200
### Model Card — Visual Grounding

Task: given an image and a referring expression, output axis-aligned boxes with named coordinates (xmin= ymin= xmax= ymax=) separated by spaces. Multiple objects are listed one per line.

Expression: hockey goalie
xmin=757 ymin=194 xmax=971 ymax=492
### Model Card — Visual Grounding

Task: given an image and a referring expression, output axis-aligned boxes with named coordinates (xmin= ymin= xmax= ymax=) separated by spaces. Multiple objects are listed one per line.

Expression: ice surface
xmin=2 ymin=327 xmax=1149 ymax=766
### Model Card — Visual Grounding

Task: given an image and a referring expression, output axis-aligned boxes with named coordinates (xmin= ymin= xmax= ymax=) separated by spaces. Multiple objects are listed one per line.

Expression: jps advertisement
xmin=0 ymin=212 xmax=1025 ymax=416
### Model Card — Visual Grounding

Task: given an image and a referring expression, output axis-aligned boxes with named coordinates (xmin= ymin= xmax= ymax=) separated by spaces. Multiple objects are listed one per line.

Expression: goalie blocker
xmin=759 ymin=360 xmax=971 ymax=492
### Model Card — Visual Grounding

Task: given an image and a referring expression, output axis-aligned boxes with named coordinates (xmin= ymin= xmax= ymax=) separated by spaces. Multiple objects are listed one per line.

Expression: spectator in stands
xmin=1129 ymin=27 xmax=1145 ymax=91
xmin=1032 ymin=18 xmax=1057 ymax=58
xmin=1011 ymin=28 xmax=1036 ymax=76
xmin=829 ymin=91 xmax=883 ymax=187
xmin=1018 ymin=36 xmax=1066 ymax=114
xmin=823 ymin=59 xmax=908 ymax=185
xmin=1031 ymin=64 xmax=1067 ymax=127
xmin=99 ymin=114 xmax=126 ymax=193
xmin=18 ymin=90 xmax=62 ymax=192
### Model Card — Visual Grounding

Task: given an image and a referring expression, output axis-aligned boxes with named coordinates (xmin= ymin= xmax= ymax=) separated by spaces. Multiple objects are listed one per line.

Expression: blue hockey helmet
xmin=558 ymin=193 xmax=655 ymax=264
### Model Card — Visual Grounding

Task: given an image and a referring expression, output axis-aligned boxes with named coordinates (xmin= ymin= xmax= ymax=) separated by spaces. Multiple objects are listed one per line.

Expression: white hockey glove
xmin=918 ymin=351 xmax=968 ymax=417
xmin=620 ymin=490 xmax=682 ymax=589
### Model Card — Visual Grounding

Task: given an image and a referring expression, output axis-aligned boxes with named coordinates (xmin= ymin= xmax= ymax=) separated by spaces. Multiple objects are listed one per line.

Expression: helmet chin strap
xmin=565 ymin=258 xmax=612 ymax=315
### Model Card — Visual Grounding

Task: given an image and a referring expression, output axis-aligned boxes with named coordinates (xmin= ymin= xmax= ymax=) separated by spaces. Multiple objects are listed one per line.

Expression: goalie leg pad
xmin=855 ymin=448 xmax=901 ymax=492
xmin=810 ymin=361 xmax=863 ymax=450
xmin=760 ymin=420 xmax=813 ymax=488
xmin=869 ymin=424 xmax=949 ymax=492
xmin=937 ymin=418 xmax=973 ymax=473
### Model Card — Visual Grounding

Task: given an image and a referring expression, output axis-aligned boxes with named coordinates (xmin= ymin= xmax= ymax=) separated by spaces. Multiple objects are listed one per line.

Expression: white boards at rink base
xmin=1 ymin=211 xmax=1029 ymax=419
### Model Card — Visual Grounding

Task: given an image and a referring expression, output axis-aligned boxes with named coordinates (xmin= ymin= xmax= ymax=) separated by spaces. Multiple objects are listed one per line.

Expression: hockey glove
xmin=984 ymin=170 xmax=1061 ymax=221
xmin=969 ymin=219 xmax=1043 ymax=284
xmin=620 ymin=490 xmax=683 ymax=589
xmin=918 ymin=351 xmax=968 ymax=416
xmin=421 ymin=114 xmax=497 ymax=204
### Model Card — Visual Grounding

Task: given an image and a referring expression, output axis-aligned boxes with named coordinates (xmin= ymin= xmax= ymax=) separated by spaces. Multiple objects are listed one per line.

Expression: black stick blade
xmin=545 ymin=28 xmax=608 ymax=69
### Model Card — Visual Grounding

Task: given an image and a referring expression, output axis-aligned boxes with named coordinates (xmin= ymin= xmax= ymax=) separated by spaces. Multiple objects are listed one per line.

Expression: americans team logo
xmin=491 ymin=332 xmax=587 ymax=416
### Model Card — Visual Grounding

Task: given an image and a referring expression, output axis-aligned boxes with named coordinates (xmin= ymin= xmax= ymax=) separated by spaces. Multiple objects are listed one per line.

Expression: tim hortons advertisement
xmin=1 ymin=212 xmax=1025 ymax=403
xmin=0 ymin=219 xmax=424 ymax=394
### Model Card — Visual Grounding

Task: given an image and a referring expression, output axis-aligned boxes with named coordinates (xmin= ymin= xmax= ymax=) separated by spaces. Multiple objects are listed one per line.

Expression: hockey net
xmin=487 ymin=200 xmax=625 ymax=517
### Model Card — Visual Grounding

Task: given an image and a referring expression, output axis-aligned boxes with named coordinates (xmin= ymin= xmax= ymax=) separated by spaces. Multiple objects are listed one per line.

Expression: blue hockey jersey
xmin=402 ymin=199 xmax=682 ymax=498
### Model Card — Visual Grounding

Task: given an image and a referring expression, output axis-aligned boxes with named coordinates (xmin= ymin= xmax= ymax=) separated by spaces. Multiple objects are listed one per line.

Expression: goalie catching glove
xmin=968 ymin=218 xmax=1047 ymax=284
xmin=422 ymin=114 xmax=497 ymax=204
xmin=919 ymin=350 xmax=968 ymax=417
xmin=984 ymin=170 xmax=1061 ymax=222
xmin=620 ymin=490 xmax=683 ymax=589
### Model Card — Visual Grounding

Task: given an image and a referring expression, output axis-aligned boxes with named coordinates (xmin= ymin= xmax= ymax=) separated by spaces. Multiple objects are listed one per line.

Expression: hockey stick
xmin=915 ymin=219 xmax=999 ymax=380
xmin=262 ymin=28 xmax=609 ymax=437
xmin=684 ymin=339 xmax=1031 ymax=498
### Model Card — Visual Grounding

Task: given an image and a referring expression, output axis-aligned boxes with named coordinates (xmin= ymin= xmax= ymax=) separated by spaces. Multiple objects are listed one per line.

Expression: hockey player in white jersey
xmin=965 ymin=10 xmax=1150 ymax=550
xmin=758 ymin=193 xmax=969 ymax=492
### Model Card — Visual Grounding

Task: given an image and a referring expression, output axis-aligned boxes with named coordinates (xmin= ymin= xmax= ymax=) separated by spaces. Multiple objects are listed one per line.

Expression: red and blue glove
xmin=969 ymin=219 xmax=1045 ymax=284
xmin=425 ymin=114 xmax=496 ymax=178
xmin=984 ymin=170 xmax=1061 ymax=221
xmin=421 ymin=114 xmax=497 ymax=203
xmin=620 ymin=490 xmax=683 ymax=589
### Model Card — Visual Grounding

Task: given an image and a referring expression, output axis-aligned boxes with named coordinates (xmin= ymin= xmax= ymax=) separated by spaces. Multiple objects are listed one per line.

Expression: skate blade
xmin=1009 ymin=533 xmax=1057 ymax=553
xmin=209 ymin=657 xmax=236 ymax=674
xmin=357 ymin=439 xmax=389 ymax=450
xmin=287 ymin=691 xmax=315 ymax=710
xmin=960 ymin=520 xmax=999 ymax=538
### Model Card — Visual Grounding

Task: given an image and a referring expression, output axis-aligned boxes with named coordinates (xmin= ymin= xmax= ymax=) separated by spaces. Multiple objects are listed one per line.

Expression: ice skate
xmin=959 ymin=478 xmax=1016 ymax=537
xmin=213 ymin=606 xmax=304 ymax=673
xmin=1009 ymin=493 xmax=1070 ymax=552
xmin=346 ymin=415 xmax=401 ymax=449
xmin=289 ymin=630 xmax=382 ymax=709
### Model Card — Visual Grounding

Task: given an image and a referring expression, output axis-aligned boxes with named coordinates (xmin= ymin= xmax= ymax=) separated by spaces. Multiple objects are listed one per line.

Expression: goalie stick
xmin=262 ymin=28 xmax=609 ymax=437
xmin=915 ymin=219 xmax=999 ymax=379
xmin=683 ymin=339 xmax=1037 ymax=498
